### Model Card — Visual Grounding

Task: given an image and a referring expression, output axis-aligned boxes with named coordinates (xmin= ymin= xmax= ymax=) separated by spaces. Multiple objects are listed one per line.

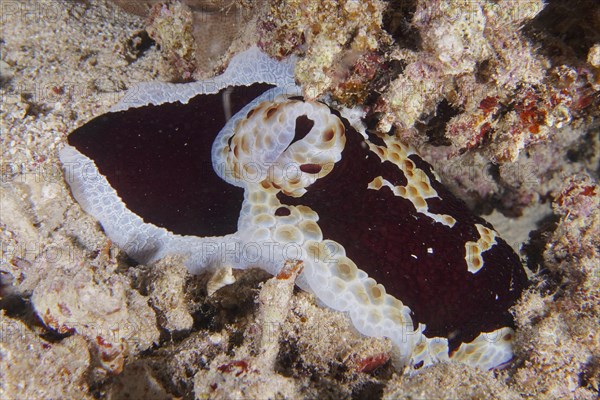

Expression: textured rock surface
xmin=110 ymin=0 xmax=265 ymax=79
xmin=1 ymin=0 xmax=598 ymax=398
xmin=0 ymin=314 xmax=91 ymax=399
xmin=147 ymin=256 xmax=194 ymax=334
xmin=31 ymin=258 xmax=160 ymax=373
xmin=511 ymin=175 xmax=600 ymax=399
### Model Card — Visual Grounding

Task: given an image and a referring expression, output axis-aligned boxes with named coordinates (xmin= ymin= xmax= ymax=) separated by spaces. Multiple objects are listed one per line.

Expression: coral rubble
xmin=0 ymin=314 xmax=91 ymax=399
xmin=259 ymin=0 xmax=390 ymax=102
xmin=1 ymin=0 xmax=599 ymax=399
xmin=111 ymin=0 xmax=264 ymax=79
xmin=512 ymin=174 xmax=599 ymax=398
xmin=258 ymin=0 xmax=599 ymax=216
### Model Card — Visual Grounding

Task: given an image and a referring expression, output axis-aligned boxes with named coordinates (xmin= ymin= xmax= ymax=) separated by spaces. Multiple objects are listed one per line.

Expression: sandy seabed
xmin=1 ymin=1 xmax=598 ymax=399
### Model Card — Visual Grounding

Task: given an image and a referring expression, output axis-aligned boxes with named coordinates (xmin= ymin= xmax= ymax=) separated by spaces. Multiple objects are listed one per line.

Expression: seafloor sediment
xmin=0 ymin=0 xmax=598 ymax=399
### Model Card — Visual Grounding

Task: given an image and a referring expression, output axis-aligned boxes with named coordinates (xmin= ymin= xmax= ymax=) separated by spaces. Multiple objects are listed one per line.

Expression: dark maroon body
xmin=67 ymin=86 xmax=528 ymax=349
xmin=278 ymin=118 xmax=528 ymax=349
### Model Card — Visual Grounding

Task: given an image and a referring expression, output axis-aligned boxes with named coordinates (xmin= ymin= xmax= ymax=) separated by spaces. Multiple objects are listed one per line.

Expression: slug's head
xmin=213 ymin=94 xmax=346 ymax=197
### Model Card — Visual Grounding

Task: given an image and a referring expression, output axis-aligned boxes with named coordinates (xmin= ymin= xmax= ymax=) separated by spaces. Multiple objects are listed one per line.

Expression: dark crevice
xmin=566 ymin=130 xmax=600 ymax=179
xmin=351 ymin=381 xmax=386 ymax=400
xmin=475 ymin=59 xmax=494 ymax=84
xmin=274 ymin=338 xmax=303 ymax=377
xmin=226 ymin=329 xmax=245 ymax=355
xmin=525 ymin=0 xmax=600 ymax=64
xmin=415 ymin=99 xmax=461 ymax=146
xmin=382 ymin=0 xmax=421 ymax=51
xmin=0 ymin=290 xmax=30 ymax=318
xmin=365 ymin=58 xmax=407 ymax=106
xmin=522 ymin=213 xmax=560 ymax=291
xmin=124 ymin=30 xmax=155 ymax=62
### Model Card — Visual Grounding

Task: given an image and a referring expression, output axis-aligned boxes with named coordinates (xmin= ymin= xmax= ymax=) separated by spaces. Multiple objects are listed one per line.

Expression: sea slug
xmin=60 ymin=47 xmax=528 ymax=371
